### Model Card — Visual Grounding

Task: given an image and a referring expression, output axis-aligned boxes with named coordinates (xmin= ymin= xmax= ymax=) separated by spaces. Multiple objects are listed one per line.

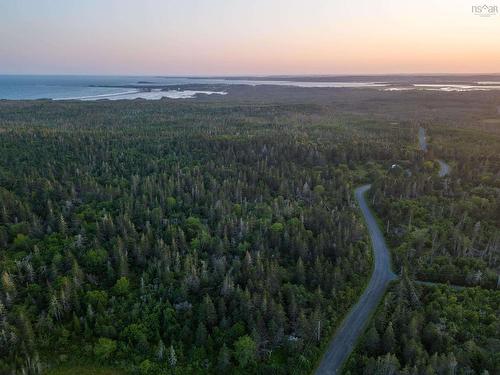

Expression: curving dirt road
xmin=418 ymin=127 xmax=428 ymax=152
xmin=315 ymin=128 xmax=450 ymax=374
xmin=436 ymin=159 xmax=450 ymax=177
xmin=315 ymin=185 xmax=397 ymax=375
xmin=419 ymin=127 xmax=450 ymax=177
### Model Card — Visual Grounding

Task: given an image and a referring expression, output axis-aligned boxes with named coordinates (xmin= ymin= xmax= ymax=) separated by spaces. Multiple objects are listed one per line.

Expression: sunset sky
xmin=1 ymin=0 xmax=499 ymax=75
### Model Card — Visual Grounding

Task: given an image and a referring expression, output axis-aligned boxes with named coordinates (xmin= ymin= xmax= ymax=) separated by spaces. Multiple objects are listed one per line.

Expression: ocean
xmin=1 ymin=75 xmax=500 ymax=100
xmin=0 ymin=75 xmax=229 ymax=100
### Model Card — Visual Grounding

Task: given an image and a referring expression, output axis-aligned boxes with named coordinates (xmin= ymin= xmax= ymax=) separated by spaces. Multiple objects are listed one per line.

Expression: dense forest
xmin=0 ymin=99 xmax=412 ymax=374
xmin=370 ymin=124 xmax=499 ymax=288
xmin=347 ymin=91 xmax=500 ymax=374
xmin=346 ymin=277 xmax=499 ymax=374
xmin=0 ymin=87 xmax=498 ymax=375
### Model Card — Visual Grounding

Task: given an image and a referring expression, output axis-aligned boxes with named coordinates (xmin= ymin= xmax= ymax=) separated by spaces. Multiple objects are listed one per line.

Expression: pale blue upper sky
xmin=1 ymin=0 xmax=499 ymax=75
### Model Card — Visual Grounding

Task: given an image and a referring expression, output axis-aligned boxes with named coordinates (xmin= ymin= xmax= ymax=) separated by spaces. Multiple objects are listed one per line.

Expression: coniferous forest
xmin=0 ymin=87 xmax=499 ymax=375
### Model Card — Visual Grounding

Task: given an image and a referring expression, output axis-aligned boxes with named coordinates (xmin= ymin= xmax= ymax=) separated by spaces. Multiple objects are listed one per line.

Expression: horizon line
xmin=1 ymin=72 xmax=500 ymax=78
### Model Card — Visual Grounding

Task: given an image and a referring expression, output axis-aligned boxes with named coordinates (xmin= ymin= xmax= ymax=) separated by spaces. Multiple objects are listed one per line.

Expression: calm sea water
xmin=0 ymin=75 xmax=391 ymax=100
xmin=1 ymin=75 xmax=500 ymax=100
xmin=0 ymin=75 xmax=202 ymax=100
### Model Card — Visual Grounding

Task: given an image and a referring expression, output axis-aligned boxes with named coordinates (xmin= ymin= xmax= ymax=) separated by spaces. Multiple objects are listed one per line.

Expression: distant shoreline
xmin=2 ymin=74 xmax=500 ymax=100
xmin=158 ymin=73 xmax=500 ymax=84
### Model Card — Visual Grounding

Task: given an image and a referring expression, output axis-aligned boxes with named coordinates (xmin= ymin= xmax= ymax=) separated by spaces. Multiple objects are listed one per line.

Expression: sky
xmin=1 ymin=0 xmax=499 ymax=75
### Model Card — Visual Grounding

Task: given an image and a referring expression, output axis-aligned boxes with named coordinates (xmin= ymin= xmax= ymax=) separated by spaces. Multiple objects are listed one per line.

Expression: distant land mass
xmin=2 ymin=74 xmax=500 ymax=100
xmin=174 ymin=73 xmax=500 ymax=84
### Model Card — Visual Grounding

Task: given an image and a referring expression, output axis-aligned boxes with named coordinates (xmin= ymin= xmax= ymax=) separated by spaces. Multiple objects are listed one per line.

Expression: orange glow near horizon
xmin=1 ymin=0 xmax=499 ymax=75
